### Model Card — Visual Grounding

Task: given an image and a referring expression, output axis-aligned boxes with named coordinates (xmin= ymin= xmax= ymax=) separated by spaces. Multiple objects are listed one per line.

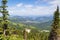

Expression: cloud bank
xmin=8 ymin=0 xmax=60 ymax=16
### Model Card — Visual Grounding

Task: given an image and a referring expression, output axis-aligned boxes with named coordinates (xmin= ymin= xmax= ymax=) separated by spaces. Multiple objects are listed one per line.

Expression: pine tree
xmin=0 ymin=0 xmax=9 ymax=36
xmin=48 ymin=6 xmax=59 ymax=40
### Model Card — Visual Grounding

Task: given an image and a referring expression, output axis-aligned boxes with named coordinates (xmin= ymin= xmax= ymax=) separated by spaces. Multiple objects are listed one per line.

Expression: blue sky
xmin=0 ymin=0 xmax=60 ymax=16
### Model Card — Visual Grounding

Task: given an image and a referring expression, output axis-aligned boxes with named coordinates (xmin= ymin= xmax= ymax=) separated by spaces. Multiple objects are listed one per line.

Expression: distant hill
xmin=9 ymin=16 xmax=53 ymax=30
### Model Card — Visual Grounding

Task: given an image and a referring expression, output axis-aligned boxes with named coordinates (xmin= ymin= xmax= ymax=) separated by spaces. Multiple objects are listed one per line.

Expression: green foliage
xmin=48 ymin=6 xmax=60 ymax=40
xmin=0 ymin=0 xmax=9 ymax=36
xmin=0 ymin=0 xmax=59 ymax=40
xmin=0 ymin=29 xmax=49 ymax=40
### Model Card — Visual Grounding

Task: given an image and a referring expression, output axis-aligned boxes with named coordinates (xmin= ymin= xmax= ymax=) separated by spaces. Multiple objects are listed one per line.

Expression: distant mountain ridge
xmin=9 ymin=16 xmax=53 ymax=30
xmin=9 ymin=16 xmax=53 ymax=22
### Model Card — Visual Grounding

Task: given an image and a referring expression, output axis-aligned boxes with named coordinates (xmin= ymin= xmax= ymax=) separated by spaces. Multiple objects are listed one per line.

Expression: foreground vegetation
xmin=0 ymin=29 xmax=49 ymax=40
xmin=0 ymin=0 xmax=60 ymax=40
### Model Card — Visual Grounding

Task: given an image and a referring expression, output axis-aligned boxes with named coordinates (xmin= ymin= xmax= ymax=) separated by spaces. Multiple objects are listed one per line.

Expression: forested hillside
xmin=0 ymin=16 xmax=50 ymax=40
xmin=9 ymin=16 xmax=53 ymax=30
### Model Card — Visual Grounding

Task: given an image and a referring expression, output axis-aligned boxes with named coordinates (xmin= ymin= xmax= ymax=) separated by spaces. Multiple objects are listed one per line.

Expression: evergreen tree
xmin=0 ymin=0 xmax=9 ymax=36
xmin=48 ymin=6 xmax=59 ymax=40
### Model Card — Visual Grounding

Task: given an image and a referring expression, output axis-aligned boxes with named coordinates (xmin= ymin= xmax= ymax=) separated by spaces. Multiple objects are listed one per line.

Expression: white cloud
xmin=8 ymin=0 xmax=60 ymax=16
xmin=48 ymin=0 xmax=60 ymax=12
xmin=8 ymin=6 xmax=55 ymax=16
xmin=24 ymin=5 xmax=33 ymax=8
xmin=16 ymin=3 xmax=23 ymax=7
xmin=48 ymin=0 xmax=60 ymax=5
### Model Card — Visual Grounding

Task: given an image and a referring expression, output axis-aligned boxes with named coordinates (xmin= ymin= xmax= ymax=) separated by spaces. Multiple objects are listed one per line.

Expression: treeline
xmin=0 ymin=28 xmax=49 ymax=40
xmin=0 ymin=19 xmax=49 ymax=40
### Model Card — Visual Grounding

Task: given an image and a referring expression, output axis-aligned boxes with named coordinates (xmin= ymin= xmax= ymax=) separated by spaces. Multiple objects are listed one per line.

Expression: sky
xmin=0 ymin=0 xmax=60 ymax=16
